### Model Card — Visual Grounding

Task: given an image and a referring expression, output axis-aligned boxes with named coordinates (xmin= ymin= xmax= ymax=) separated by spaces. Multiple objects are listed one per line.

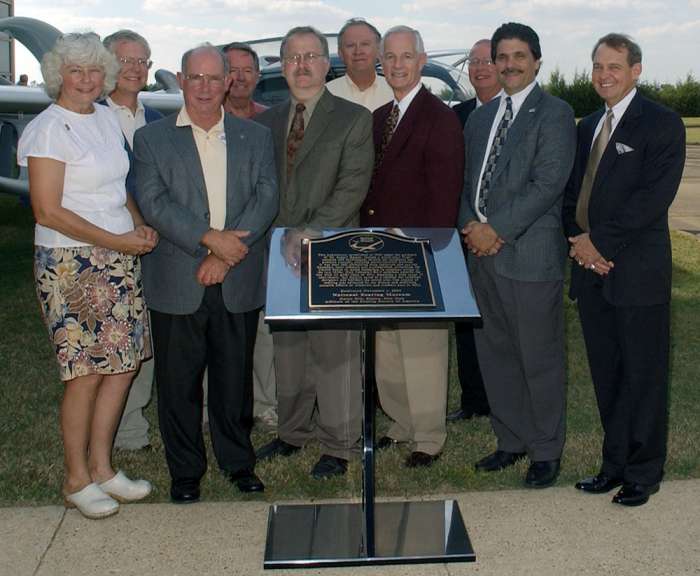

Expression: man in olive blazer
xmin=255 ymin=26 xmax=374 ymax=479
xmin=458 ymin=23 xmax=576 ymax=488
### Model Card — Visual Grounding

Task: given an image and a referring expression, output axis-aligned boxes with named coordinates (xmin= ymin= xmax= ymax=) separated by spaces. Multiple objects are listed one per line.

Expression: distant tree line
xmin=544 ymin=70 xmax=700 ymax=117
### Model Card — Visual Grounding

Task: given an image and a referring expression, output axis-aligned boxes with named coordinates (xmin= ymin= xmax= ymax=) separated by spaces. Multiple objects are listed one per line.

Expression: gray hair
xmin=181 ymin=43 xmax=229 ymax=75
xmin=280 ymin=26 xmax=329 ymax=60
xmin=41 ymin=32 xmax=119 ymax=100
xmin=592 ymin=33 xmax=642 ymax=66
xmin=380 ymin=25 xmax=425 ymax=56
xmin=103 ymin=29 xmax=151 ymax=58
xmin=223 ymin=42 xmax=261 ymax=72
xmin=338 ymin=18 xmax=381 ymax=47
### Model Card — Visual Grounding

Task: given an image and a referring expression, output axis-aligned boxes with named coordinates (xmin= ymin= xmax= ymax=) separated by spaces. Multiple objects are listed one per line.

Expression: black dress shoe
xmin=446 ymin=408 xmax=490 ymax=422
xmin=524 ymin=459 xmax=560 ymax=488
xmin=255 ymin=437 xmax=301 ymax=462
xmin=229 ymin=469 xmax=265 ymax=493
xmin=474 ymin=450 xmax=526 ymax=472
xmin=612 ymin=482 xmax=660 ymax=507
xmin=311 ymin=455 xmax=348 ymax=479
xmin=376 ymin=436 xmax=397 ymax=450
xmin=575 ymin=472 xmax=623 ymax=494
xmin=405 ymin=451 xmax=440 ymax=468
xmin=170 ymin=481 xmax=200 ymax=504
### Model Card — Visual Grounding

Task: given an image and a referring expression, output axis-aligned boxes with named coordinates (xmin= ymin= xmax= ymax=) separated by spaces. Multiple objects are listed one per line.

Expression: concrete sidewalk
xmin=2 ymin=479 xmax=699 ymax=576
xmin=670 ymin=145 xmax=700 ymax=234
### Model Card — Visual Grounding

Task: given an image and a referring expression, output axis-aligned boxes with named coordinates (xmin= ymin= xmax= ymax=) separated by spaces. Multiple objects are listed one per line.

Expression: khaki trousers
xmin=375 ymin=323 xmax=448 ymax=455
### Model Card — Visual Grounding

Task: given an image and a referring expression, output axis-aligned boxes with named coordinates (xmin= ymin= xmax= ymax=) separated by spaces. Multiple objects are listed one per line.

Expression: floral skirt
xmin=34 ymin=245 xmax=152 ymax=381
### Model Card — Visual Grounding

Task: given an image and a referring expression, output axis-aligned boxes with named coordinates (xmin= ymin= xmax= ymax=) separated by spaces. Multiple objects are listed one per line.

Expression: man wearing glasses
xmin=453 ymin=39 xmax=502 ymax=128
xmin=255 ymin=26 xmax=373 ymax=480
xmin=102 ymin=30 xmax=163 ymax=452
xmin=134 ymin=44 xmax=278 ymax=503
xmin=447 ymin=39 xmax=501 ymax=425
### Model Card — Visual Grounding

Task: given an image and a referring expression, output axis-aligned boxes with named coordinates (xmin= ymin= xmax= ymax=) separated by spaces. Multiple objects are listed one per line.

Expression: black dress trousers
xmin=150 ymin=285 xmax=258 ymax=485
xmin=577 ymin=284 xmax=670 ymax=486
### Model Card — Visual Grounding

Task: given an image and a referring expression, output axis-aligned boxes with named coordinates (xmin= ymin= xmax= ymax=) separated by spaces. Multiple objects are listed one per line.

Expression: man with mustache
xmin=326 ymin=18 xmax=393 ymax=112
xmin=255 ymin=26 xmax=373 ymax=480
xmin=458 ymin=22 xmax=576 ymax=487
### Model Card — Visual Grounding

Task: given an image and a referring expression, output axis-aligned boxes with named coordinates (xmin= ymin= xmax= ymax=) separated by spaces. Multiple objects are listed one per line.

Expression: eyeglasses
xmin=184 ymin=73 xmax=226 ymax=86
xmin=467 ymin=57 xmax=494 ymax=67
xmin=118 ymin=56 xmax=153 ymax=69
xmin=283 ymin=52 xmax=326 ymax=66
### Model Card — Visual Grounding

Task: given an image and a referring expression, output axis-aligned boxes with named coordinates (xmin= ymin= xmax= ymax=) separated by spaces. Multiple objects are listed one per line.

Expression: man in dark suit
xmin=102 ymin=30 xmax=163 ymax=451
xmin=134 ymin=44 xmax=278 ymax=502
xmin=362 ymin=25 xmax=464 ymax=467
xmin=255 ymin=26 xmax=374 ymax=479
xmin=563 ymin=33 xmax=685 ymax=507
xmin=452 ymin=39 xmax=501 ymax=129
xmin=458 ymin=23 xmax=576 ymax=487
xmin=448 ymin=38 xmax=501 ymax=424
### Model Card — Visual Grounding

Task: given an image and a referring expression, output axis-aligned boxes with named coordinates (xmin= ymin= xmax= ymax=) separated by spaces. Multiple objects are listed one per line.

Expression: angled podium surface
xmin=264 ymin=227 xmax=480 ymax=569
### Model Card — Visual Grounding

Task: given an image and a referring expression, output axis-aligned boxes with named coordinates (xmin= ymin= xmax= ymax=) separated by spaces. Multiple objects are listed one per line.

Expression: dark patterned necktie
xmin=478 ymin=96 xmax=513 ymax=215
xmin=374 ymin=103 xmax=399 ymax=171
xmin=575 ymin=109 xmax=614 ymax=231
xmin=286 ymin=103 xmax=306 ymax=179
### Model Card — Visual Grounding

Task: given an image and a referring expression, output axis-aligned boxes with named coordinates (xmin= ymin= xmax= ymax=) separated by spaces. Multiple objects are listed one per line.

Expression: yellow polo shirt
xmin=176 ymin=106 xmax=227 ymax=230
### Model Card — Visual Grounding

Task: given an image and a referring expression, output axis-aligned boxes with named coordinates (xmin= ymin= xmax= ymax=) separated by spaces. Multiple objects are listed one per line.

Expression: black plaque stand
xmin=263 ymin=228 xmax=477 ymax=569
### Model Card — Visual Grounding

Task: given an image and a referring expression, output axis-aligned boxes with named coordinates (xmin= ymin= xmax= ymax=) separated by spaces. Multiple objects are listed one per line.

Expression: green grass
xmin=1 ymin=194 xmax=699 ymax=507
xmin=683 ymin=118 xmax=700 ymax=145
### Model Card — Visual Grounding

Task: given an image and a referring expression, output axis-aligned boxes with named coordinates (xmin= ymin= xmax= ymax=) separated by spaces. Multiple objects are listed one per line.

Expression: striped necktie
xmin=478 ymin=96 xmax=513 ymax=216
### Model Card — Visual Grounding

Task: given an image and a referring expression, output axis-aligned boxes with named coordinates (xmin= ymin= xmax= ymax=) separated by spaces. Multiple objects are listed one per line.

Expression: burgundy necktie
xmin=286 ymin=103 xmax=306 ymax=179
xmin=374 ymin=103 xmax=399 ymax=171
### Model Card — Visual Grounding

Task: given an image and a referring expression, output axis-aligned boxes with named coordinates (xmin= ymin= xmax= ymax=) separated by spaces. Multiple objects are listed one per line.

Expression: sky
xmin=13 ymin=0 xmax=700 ymax=87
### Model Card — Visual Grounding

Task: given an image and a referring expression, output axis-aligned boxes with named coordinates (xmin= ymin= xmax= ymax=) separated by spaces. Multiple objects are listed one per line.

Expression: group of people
xmin=19 ymin=16 xmax=685 ymax=520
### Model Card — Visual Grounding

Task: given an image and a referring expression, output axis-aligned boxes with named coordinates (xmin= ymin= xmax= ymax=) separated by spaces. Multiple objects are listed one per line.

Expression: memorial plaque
xmin=303 ymin=230 xmax=442 ymax=311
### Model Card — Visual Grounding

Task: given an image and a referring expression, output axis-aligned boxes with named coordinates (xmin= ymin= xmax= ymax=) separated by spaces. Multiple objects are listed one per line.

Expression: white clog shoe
xmin=64 ymin=483 xmax=119 ymax=519
xmin=99 ymin=470 xmax=152 ymax=502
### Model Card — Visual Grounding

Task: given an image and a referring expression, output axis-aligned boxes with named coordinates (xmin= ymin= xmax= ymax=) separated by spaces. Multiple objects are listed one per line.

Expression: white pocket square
xmin=616 ymin=142 xmax=634 ymax=154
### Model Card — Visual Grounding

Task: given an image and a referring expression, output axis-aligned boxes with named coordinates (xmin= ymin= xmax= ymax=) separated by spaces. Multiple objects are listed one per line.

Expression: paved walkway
xmin=2 ymin=480 xmax=699 ymax=576
xmin=670 ymin=145 xmax=700 ymax=234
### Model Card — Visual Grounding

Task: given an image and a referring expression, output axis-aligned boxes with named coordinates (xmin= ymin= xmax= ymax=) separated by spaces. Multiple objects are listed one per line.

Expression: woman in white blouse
xmin=18 ymin=32 xmax=158 ymax=519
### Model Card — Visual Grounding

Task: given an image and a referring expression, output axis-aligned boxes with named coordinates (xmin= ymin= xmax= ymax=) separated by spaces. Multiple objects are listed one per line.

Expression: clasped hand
xmin=201 ymin=229 xmax=250 ymax=266
xmin=568 ymin=233 xmax=614 ymax=276
xmin=119 ymin=225 xmax=158 ymax=256
xmin=461 ymin=221 xmax=504 ymax=257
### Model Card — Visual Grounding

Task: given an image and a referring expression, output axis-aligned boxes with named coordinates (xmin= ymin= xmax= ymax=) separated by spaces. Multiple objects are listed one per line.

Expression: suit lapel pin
xmin=528 ymin=108 xmax=536 ymax=113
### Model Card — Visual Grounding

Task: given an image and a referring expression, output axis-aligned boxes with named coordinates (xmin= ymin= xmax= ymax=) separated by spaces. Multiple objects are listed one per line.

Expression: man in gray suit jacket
xmin=134 ymin=44 xmax=278 ymax=503
xmin=458 ymin=23 xmax=576 ymax=488
xmin=255 ymin=26 xmax=374 ymax=480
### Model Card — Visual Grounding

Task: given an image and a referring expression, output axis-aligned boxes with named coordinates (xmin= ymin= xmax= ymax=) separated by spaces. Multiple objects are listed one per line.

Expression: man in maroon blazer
xmin=361 ymin=25 xmax=464 ymax=467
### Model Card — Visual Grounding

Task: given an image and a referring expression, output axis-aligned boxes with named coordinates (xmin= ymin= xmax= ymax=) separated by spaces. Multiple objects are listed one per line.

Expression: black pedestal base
xmin=263 ymin=500 xmax=475 ymax=569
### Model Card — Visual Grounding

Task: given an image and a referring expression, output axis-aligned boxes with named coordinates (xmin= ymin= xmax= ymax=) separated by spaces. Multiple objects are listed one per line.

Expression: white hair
xmin=380 ymin=25 xmax=425 ymax=55
xmin=41 ymin=32 xmax=119 ymax=100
